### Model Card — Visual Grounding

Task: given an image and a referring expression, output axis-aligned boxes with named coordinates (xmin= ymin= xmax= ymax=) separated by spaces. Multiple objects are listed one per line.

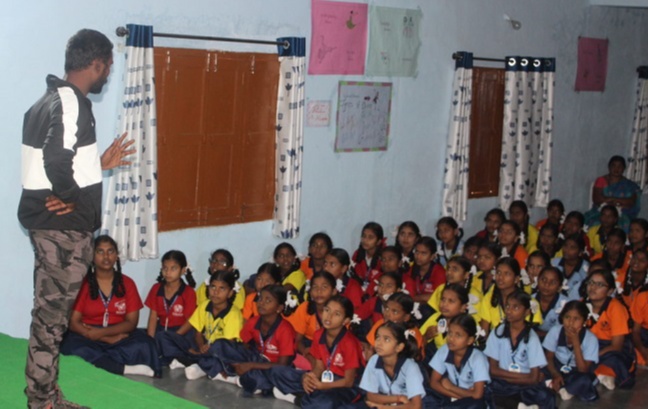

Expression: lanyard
xmin=508 ymin=330 xmax=526 ymax=364
xmin=163 ymin=294 xmax=180 ymax=331
xmin=206 ymin=317 xmax=220 ymax=345
xmin=99 ymin=291 xmax=113 ymax=328
xmin=382 ymin=363 xmax=403 ymax=395
xmin=326 ymin=336 xmax=343 ymax=370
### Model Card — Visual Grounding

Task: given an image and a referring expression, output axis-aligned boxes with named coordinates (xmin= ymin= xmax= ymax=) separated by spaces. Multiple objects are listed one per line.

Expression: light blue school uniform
xmin=552 ymin=258 xmax=589 ymax=301
xmin=542 ymin=325 xmax=599 ymax=366
xmin=360 ymin=355 xmax=425 ymax=399
xmin=533 ymin=292 xmax=570 ymax=334
xmin=429 ymin=344 xmax=490 ymax=389
xmin=438 ymin=239 xmax=465 ymax=267
xmin=484 ymin=324 xmax=547 ymax=372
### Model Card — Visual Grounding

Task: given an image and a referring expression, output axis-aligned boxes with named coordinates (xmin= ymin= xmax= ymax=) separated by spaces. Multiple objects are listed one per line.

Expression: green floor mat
xmin=0 ymin=333 xmax=205 ymax=409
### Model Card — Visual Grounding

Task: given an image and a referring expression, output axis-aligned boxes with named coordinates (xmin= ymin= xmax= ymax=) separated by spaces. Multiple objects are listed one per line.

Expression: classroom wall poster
xmin=575 ymin=37 xmax=608 ymax=92
xmin=335 ymin=81 xmax=392 ymax=152
xmin=306 ymin=100 xmax=331 ymax=127
xmin=309 ymin=0 xmax=368 ymax=75
xmin=366 ymin=6 xmax=422 ymax=77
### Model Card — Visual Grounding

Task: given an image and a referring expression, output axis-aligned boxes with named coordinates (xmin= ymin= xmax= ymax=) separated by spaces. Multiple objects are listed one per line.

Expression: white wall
xmin=2 ymin=0 xmax=647 ymax=338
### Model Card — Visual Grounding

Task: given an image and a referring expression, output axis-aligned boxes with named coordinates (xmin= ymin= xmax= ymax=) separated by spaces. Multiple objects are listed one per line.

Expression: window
xmin=468 ymin=67 xmax=505 ymax=198
xmin=154 ymin=48 xmax=279 ymax=231
xmin=468 ymin=67 xmax=504 ymax=198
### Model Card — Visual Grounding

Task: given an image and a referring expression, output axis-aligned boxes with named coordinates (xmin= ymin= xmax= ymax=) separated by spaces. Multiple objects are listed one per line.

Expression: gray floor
xmin=126 ymin=367 xmax=648 ymax=408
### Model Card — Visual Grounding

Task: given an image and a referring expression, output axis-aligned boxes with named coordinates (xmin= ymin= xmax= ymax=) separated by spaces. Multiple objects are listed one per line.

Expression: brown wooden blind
xmin=468 ymin=67 xmax=505 ymax=198
xmin=154 ymin=48 xmax=278 ymax=231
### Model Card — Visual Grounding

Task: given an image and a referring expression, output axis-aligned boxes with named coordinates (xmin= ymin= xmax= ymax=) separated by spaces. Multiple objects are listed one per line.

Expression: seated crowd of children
xmin=60 ymin=199 xmax=648 ymax=409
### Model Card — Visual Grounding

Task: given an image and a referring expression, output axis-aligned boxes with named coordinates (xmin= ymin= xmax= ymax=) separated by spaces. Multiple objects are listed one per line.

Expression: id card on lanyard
xmin=322 ymin=339 xmax=341 ymax=383
xmin=163 ymin=294 xmax=179 ymax=331
xmin=508 ymin=336 xmax=523 ymax=373
xmin=99 ymin=291 xmax=113 ymax=328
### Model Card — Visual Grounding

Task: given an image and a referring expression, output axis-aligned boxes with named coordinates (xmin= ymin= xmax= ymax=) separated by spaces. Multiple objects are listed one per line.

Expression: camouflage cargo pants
xmin=25 ymin=230 xmax=93 ymax=409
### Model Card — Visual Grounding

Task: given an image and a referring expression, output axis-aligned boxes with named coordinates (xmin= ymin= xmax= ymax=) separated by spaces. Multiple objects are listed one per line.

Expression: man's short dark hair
xmin=65 ymin=29 xmax=113 ymax=73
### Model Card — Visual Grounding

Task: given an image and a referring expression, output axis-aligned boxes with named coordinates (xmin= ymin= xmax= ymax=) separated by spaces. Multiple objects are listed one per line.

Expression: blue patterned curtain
xmin=499 ymin=56 xmax=555 ymax=210
xmin=441 ymin=52 xmax=473 ymax=221
xmin=101 ymin=24 xmax=158 ymax=261
xmin=627 ymin=66 xmax=648 ymax=191
xmin=273 ymin=37 xmax=306 ymax=238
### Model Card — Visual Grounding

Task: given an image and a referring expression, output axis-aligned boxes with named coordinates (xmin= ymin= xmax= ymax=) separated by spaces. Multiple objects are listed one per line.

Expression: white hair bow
xmin=336 ymin=279 xmax=345 ymax=293
xmin=412 ymin=302 xmax=423 ymax=320
xmin=285 ymin=291 xmax=298 ymax=308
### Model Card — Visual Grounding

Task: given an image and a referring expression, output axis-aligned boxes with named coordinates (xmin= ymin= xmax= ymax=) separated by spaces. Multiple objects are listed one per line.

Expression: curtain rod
xmin=452 ymin=52 xmax=504 ymax=63
xmin=115 ymin=26 xmax=290 ymax=49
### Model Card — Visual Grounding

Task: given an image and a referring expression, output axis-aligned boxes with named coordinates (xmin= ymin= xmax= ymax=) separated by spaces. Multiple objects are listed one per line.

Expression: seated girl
xmin=497 ymin=221 xmax=528 ymax=269
xmin=242 ymin=263 xmax=281 ymax=321
xmin=535 ymin=199 xmax=565 ymax=231
xmin=352 ymin=222 xmax=385 ymax=294
xmin=479 ymin=258 xmax=542 ymax=337
xmin=271 ymin=296 xmax=366 ymax=408
xmin=145 ymin=250 xmax=197 ymax=365
xmin=584 ymin=269 xmax=636 ymax=390
xmin=61 ymin=235 xmax=160 ymax=378
xmin=274 ymin=242 xmax=307 ymax=295
xmin=300 ymin=232 xmax=333 ymax=280
xmin=525 ymin=251 xmax=551 ymax=290
xmin=559 ymin=211 xmax=593 ymax=258
xmin=356 ymin=272 xmax=402 ymax=324
xmin=587 ymin=205 xmax=620 ymax=256
xmin=630 ymin=266 xmax=648 ymax=366
xmin=324 ymin=248 xmax=363 ymax=308
xmin=366 ymin=293 xmax=425 ymax=360
xmin=353 ymin=321 xmax=425 ymax=409
xmin=628 ymin=218 xmax=648 ymax=253
xmin=536 ymin=223 xmax=560 ymax=260
xmin=509 ymin=200 xmax=539 ymax=254
xmin=157 ymin=270 xmax=243 ymax=379
xmin=395 ymin=221 xmax=421 ymax=270
xmin=197 ymin=249 xmax=245 ymax=310
xmin=551 ymin=234 xmax=590 ymax=301
xmin=436 ymin=217 xmax=465 ymax=267
xmin=426 ymin=313 xmax=490 ymax=409
xmin=474 ymin=242 xmax=501 ymax=296
xmin=461 ymin=236 xmax=484 ymax=267
xmin=621 ymin=248 xmax=648 ymax=308
xmin=532 ymin=266 xmax=570 ymax=340
xmin=590 ymin=227 xmax=631 ymax=286
xmin=421 ymin=284 xmax=470 ymax=358
xmin=207 ymin=284 xmax=296 ymax=396
xmin=542 ymin=300 xmax=599 ymax=402
xmin=380 ymin=245 xmax=416 ymax=295
xmin=484 ymin=290 xmax=555 ymax=409
xmin=428 ymin=256 xmax=481 ymax=318
xmin=286 ymin=271 xmax=337 ymax=369
xmin=411 ymin=236 xmax=446 ymax=303
xmin=475 ymin=208 xmax=506 ymax=243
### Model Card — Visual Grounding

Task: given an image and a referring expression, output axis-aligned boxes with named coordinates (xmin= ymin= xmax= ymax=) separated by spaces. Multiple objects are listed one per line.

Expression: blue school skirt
xmin=270 ymin=365 xmax=362 ymax=409
xmin=486 ymin=378 xmax=555 ymax=409
xmin=596 ymin=338 xmax=636 ymax=389
xmin=541 ymin=358 xmax=598 ymax=401
xmin=60 ymin=328 xmax=160 ymax=377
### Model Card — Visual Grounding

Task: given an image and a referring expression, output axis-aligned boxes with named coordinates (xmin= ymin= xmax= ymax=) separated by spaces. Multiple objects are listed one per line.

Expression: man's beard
xmin=89 ymin=77 xmax=107 ymax=94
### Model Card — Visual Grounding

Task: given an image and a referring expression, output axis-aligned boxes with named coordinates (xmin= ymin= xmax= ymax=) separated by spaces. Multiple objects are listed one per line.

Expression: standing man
xmin=18 ymin=29 xmax=134 ymax=409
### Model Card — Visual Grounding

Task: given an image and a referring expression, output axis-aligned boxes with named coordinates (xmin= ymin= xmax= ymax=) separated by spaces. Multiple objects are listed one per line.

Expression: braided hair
xmin=87 ymin=235 xmax=125 ymax=300
xmin=157 ymin=250 xmax=196 ymax=288
xmin=494 ymin=290 xmax=533 ymax=343
xmin=353 ymin=222 xmax=385 ymax=269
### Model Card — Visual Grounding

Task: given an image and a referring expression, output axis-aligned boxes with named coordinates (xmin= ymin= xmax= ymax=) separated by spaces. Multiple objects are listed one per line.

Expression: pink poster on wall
xmin=309 ymin=0 xmax=368 ymax=75
xmin=575 ymin=37 xmax=608 ymax=92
